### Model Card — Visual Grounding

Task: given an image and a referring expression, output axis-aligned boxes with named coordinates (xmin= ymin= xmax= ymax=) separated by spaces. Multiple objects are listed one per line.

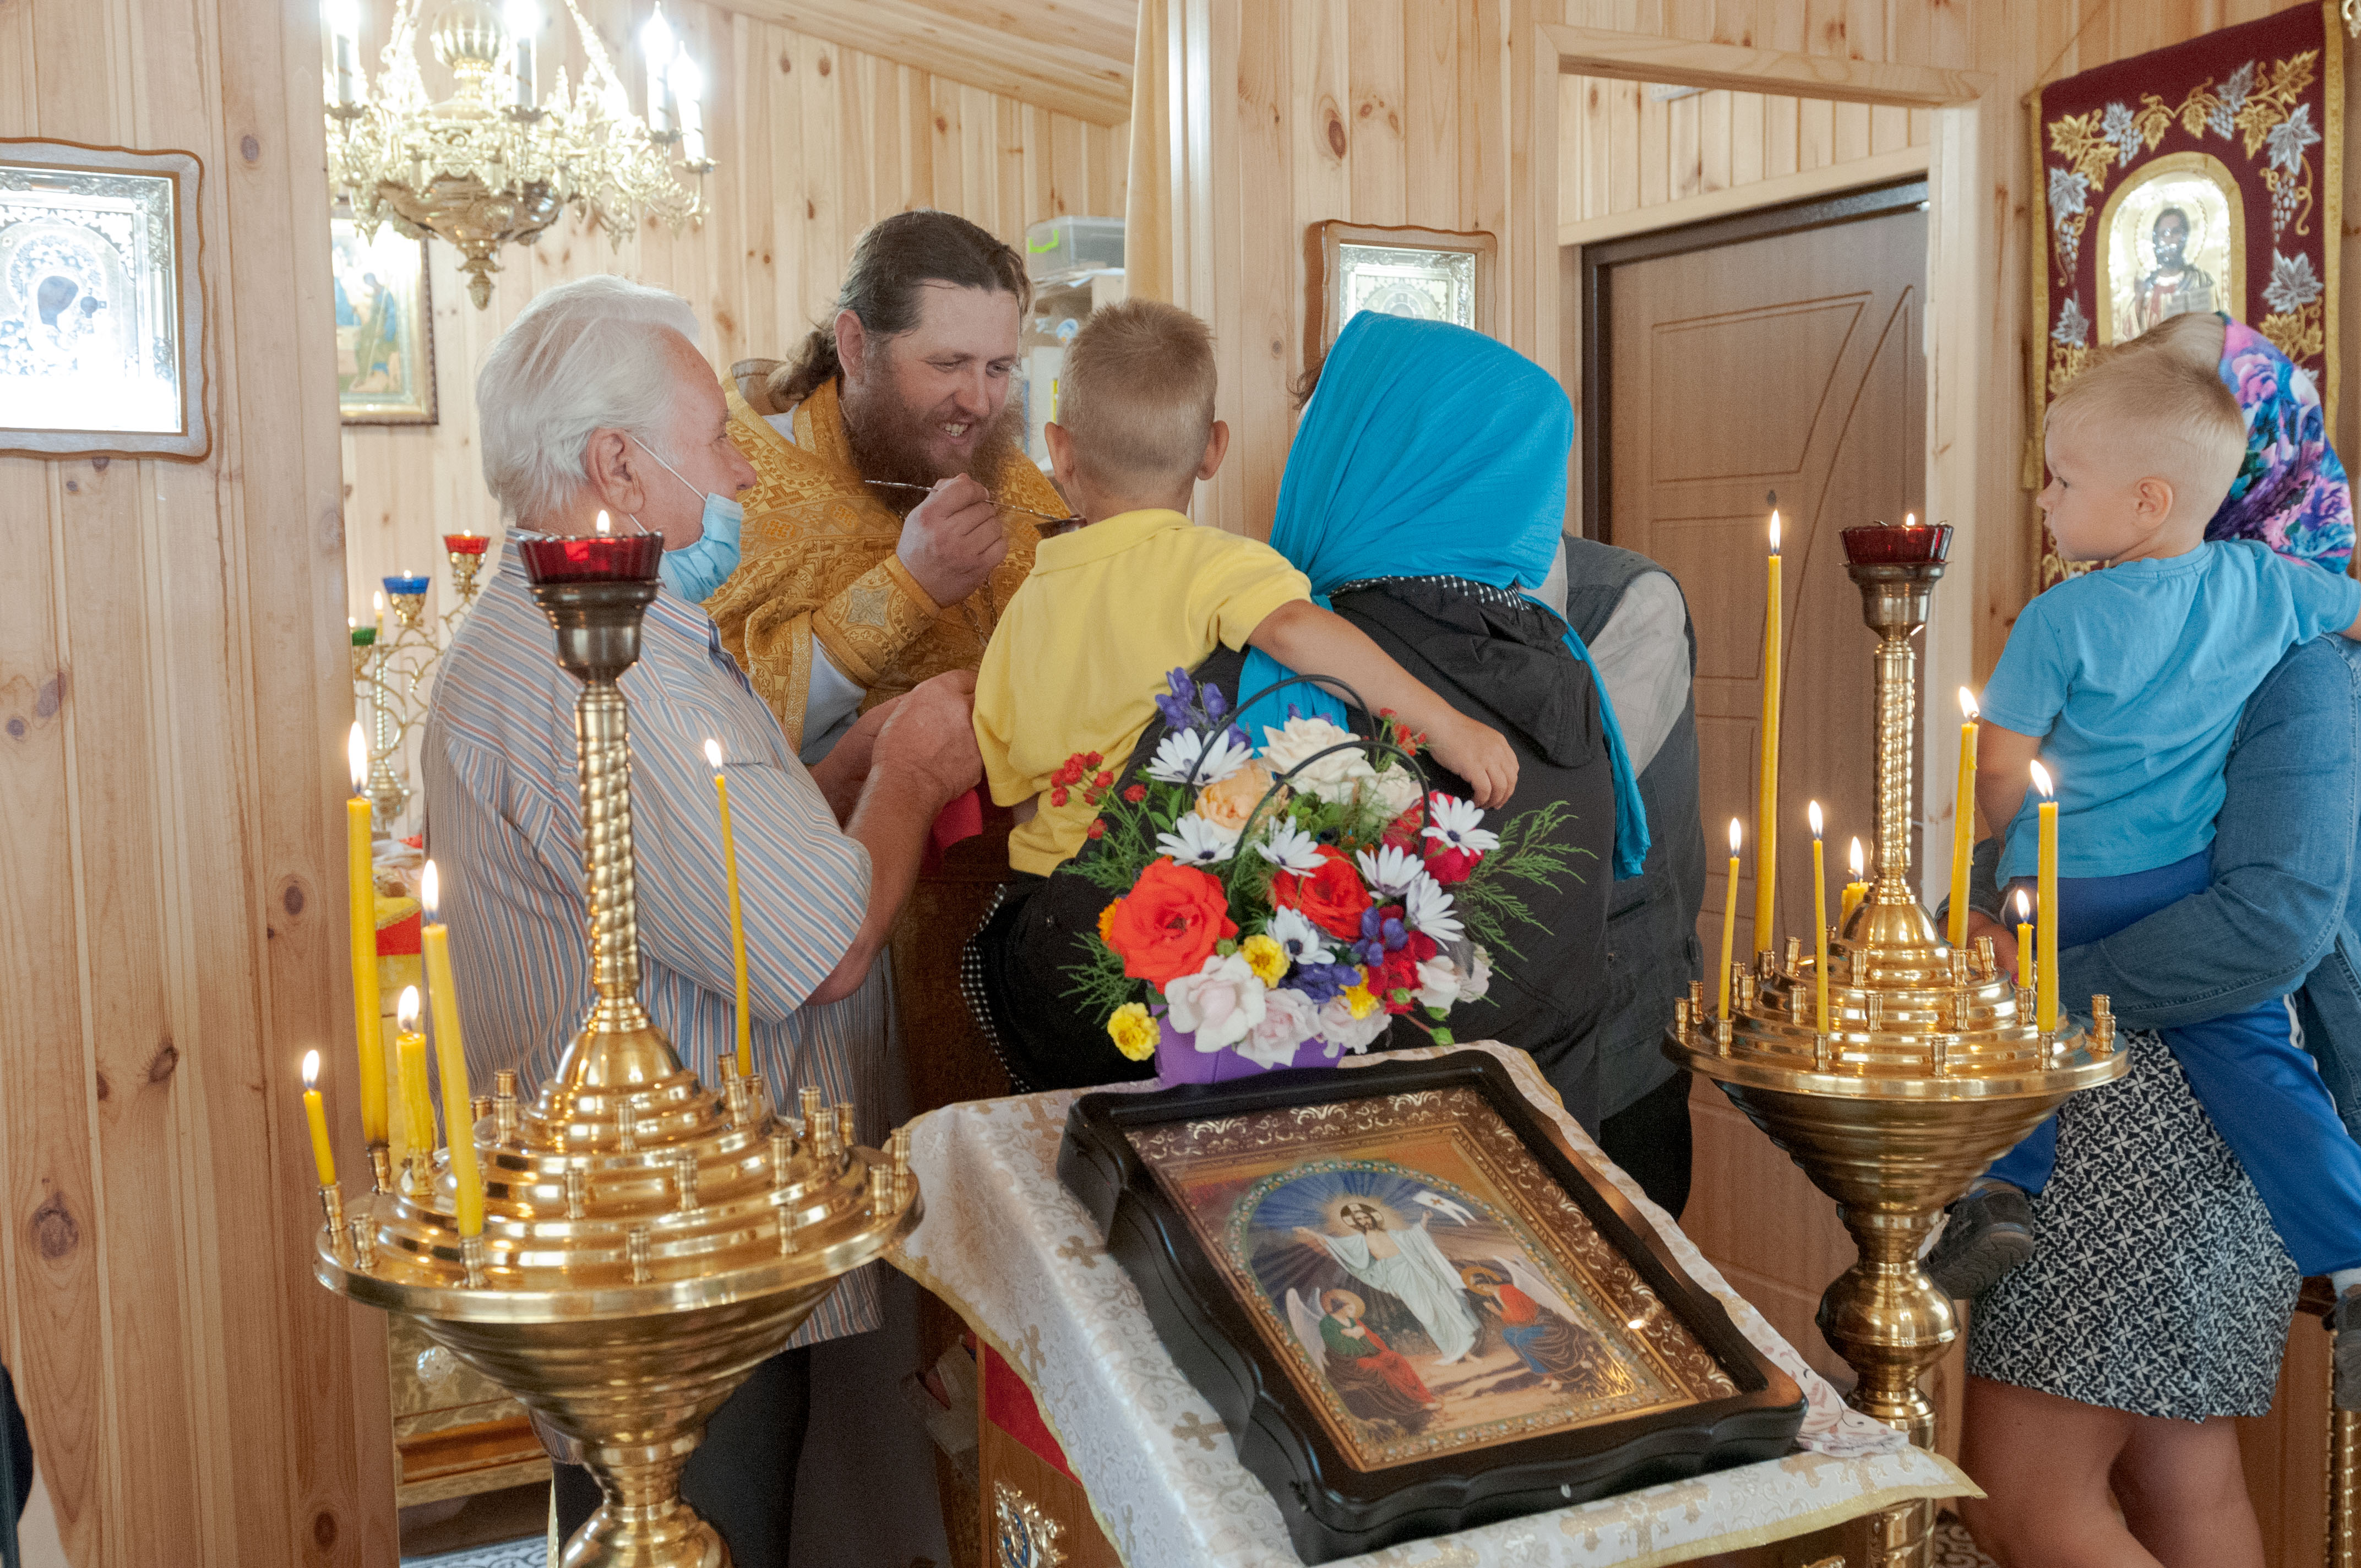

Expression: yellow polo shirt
xmin=974 ymin=508 xmax=1310 ymax=875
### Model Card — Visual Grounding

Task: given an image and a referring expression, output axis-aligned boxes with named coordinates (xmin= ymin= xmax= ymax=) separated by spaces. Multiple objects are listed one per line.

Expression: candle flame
xmin=1848 ymin=836 xmax=1864 ymax=878
xmin=1727 ymin=817 xmax=1742 ymax=854
xmin=1768 ymin=510 xmax=1782 ymax=553
xmin=420 ymin=858 xmax=439 ymax=919
xmin=347 ymin=616 xmax=356 ymax=629
xmin=2014 ymin=887 xmax=2032 ymax=920
xmin=347 ymin=721 xmax=367 ymax=792
xmin=596 ymin=510 xmax=612 ymax=535
xmin=302 ymin=1048 xmax=320 ymax=1090
xmin=1807 ymin=799 xmax=1823 ymax=837
xmin=372 ymin=590 xmax=383 ymax=613
xmin=703 ymin=737 xmax=725 ymax=771
xmin=2030 ymin=760 xmax=2055 ymax=799
xmin=398 ymin=985 xmax=420 ymax=1031
xmin=1959 ymin=686 xmax=1979 ymax=721
xmin=1906 ymin=512 xmax=1917 ymax=528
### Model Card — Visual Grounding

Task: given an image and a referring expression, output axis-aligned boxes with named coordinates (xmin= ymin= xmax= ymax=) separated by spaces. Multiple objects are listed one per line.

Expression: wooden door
xmin=1588 ymin=197 xmax=1928 ymax=1400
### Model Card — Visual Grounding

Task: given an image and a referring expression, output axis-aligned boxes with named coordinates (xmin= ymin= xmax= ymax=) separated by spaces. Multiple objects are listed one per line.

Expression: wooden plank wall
xmin=0 ymin=0 xmax=392 ymax=1562
xmin=339 ymin=0 xmax=1129 ymax=623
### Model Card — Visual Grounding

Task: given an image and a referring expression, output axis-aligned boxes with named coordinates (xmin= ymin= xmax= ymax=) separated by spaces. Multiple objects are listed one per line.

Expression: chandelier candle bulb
xmin=1808 ymin=802 xmax=1829 ymax=1038
xmin=323 ymin=0 xmax=358 ymax=106
xmin=669 ymin=53 xmax=706 ymax=168
xmin=420 ymin=862 xmax=485 ymax=1235
xmin=504 ymin=0 xmax=538 ymax=110
xmin=1841 ymin=837 xmax=1868 ymax=932
xmin=639 ymin=6 xmax=674 ymax=137
xmin=1949 ymin=689 xmax=1981 ymax=949
xmin=346 ymin=724 xmax=388 ymax=1152
xmin=302 ymin=1050 xmax=338 ymax=1189
xmin=1754 ymin=511 xmax=1783 ymax=949
xmin=2033 ymin=762 xmax=2060 ymax=1033
xmin=1718 ymin=819 xmax=1742 ymax=1019
xmin=704 ymin=739 xmax=752 ymax=1078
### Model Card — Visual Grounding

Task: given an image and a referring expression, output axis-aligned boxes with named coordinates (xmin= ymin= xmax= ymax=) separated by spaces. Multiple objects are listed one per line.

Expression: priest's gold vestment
xmin=705 ymin=376 xmax=1060 ymax=752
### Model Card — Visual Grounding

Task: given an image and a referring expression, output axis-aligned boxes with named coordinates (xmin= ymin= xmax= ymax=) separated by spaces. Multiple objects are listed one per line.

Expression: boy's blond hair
xmin=1057 ymin=300 xmax=1217 ymax=493
xmin=2046 ymin=325 xmax=2245 ymax=522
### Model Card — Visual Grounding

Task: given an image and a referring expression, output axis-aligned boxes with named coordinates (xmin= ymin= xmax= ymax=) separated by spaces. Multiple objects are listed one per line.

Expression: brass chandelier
xmin=323 ymin=0 xmax=714 ymax=308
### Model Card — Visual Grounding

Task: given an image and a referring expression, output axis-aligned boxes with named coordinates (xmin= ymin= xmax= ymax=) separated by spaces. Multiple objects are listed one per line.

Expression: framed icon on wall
xmin=333 ymin=210 xmax=436 ymax=426
xmin=1309 ymin=220 xmax=1497 ymax=367
xmin=0 ymin=138 xmax=208 ymax=461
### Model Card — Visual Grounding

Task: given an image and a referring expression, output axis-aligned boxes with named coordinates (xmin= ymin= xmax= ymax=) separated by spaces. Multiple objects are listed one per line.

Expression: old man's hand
xmin=897 ymin=474 xmax=1009 ymax=607
xmin=873 ymin=669 xmax=984 ymax=808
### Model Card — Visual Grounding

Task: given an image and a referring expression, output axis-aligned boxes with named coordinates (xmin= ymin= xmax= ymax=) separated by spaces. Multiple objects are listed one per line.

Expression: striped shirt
xmin=423 ymin=540 xmax=883 ymax=1344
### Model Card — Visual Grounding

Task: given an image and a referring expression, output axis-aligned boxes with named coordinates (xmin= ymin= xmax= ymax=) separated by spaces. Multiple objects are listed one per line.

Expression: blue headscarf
xmin=1236 ymin=311 xmax=1650 ymax=878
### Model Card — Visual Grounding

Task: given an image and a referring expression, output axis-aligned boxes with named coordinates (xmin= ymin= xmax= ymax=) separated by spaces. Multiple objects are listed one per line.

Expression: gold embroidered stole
xmin=706 ymin=377 xmax=1053 ymax=751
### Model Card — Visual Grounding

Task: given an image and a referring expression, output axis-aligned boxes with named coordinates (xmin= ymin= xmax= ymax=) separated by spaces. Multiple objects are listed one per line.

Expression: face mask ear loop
xmin=622 ymin=511 xmax=655 ymax=536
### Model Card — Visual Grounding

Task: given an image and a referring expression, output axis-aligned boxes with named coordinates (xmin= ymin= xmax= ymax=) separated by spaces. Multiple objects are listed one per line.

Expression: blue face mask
xmin=638 ymin=440 xmax=746 ymax=605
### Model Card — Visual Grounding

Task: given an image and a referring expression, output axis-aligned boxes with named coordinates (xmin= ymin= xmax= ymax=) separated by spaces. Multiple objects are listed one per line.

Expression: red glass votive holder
xmin=517 ymin=535 xmax=665 ymax=584
xmin=442 ymin=533 xmax=491 ymax=557
xmin=1840 ymin=521 xmax=1951 ymax=566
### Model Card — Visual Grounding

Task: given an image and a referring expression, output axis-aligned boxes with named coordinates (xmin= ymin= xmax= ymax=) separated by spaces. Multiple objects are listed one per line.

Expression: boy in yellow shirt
xmin=972 ymin=300 xmax=1517 ymax=876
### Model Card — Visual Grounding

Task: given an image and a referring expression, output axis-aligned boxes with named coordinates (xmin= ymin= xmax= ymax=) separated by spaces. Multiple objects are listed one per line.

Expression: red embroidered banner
xmin=2029 ymin=2 xmax=2342 ymax=589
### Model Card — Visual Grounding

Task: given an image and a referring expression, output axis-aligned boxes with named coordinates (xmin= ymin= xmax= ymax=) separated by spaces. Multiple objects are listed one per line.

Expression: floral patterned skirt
xmin=1966 ymin=1031 xmax=2299 ymax=1420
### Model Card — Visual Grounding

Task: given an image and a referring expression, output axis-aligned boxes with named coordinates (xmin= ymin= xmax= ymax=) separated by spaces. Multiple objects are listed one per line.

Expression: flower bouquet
xmin=1063 ymin=669 xmax=1587 ymax=1084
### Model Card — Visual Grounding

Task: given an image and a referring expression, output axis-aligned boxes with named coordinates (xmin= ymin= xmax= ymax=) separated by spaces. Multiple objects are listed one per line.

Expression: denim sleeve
xmin=2053 ymin=638 xmax=2359 ymax=1029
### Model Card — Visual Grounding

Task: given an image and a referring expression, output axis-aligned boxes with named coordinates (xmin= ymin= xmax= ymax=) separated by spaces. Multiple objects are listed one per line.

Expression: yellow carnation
xmin=1108 ymin=1003 xmax=1158 ymax=1062
xmin=1240 ymin=933 xmax=1288 ymax=986
xmin=1340 ymin=978 xmax=1381 ymax=1020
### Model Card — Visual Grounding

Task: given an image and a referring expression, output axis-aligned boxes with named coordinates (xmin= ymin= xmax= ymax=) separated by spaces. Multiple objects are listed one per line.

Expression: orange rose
xmin=1098 ymin=858 xmax=1239 ymax=988
xmin=1196 ymin=762 xmax=1281 ymax=836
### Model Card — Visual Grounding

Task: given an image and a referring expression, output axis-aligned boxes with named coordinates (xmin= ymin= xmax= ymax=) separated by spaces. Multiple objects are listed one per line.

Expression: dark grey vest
xmin=1562 ymin=540 xmax=1706 ymax=1118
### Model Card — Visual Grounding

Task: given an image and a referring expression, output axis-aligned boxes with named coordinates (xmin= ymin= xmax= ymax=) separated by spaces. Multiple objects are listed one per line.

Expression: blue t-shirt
xmin=1983 ymin=539 xmax=2361 ymax=881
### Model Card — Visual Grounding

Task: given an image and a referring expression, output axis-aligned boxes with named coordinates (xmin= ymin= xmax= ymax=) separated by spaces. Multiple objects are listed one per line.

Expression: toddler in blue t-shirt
xmin=1930 ymin=328 xmax=2361 ymax=1312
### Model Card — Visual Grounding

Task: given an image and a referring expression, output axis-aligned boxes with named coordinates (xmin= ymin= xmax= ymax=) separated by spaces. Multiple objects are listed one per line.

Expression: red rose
xmin=1381 ymin=806 xmax=1424 ymax=851
xmin=1123 ymin=783 xmax=1147 ymax=804
xmin=1426 ymin=845 xmax=1481 ymax=885
xmin=1270 ymin=845 xmax=1373 ymax=940
xmin=1099 ymin=858 xmax=1239 ymax=988
xmin=1373 ymin=950 xmax=1421 ymax=1010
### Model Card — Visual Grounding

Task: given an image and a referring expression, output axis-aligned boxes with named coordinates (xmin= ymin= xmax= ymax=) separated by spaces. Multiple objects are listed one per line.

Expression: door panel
xmin=1598 ymin=206 xmax=1927 ymax=1398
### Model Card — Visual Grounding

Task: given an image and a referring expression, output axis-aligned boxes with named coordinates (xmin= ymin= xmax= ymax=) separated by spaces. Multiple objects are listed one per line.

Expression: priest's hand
xmin=898 ymin=474 xmax=1009 ymax=607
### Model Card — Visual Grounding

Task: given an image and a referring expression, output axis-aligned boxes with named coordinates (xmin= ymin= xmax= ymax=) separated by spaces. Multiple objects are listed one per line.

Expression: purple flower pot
xmin=1152 ymin=1015 xmax=1341 ymax=1084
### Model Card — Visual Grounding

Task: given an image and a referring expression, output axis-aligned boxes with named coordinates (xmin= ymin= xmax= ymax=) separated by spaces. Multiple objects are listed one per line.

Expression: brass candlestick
xmin=316 ymin=546 xmax=919 ymax=1567
xmin=1666 ymin=521 xmax=2124 ymax=1568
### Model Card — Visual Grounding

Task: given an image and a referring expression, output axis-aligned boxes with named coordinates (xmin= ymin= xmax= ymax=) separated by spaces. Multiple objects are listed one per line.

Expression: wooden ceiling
xmin=730 ymin=0 xmax=1137 ymax=124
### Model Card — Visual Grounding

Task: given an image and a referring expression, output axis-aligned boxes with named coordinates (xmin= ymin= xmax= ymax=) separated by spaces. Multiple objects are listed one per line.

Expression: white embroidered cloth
xmin=886 ymin=1043 xmax=1973 ymax=1567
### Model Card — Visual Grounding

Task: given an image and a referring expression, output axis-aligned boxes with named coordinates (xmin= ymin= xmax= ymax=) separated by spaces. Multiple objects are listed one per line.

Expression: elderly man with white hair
xmin=421 ymin=274 xmax=981 ymax=1563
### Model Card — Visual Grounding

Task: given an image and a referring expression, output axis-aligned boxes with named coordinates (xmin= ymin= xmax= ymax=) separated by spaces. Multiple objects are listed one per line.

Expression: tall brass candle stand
xmin=1666 ymin=522 xmax=2124 ymax=1567
xmin=316 ymin=540 xmax=918 ymax=1567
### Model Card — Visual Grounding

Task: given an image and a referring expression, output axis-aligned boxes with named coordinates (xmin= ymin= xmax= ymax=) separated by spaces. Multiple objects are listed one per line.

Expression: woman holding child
xmin=1950 ymin=313 xmax=2361 ymax=1567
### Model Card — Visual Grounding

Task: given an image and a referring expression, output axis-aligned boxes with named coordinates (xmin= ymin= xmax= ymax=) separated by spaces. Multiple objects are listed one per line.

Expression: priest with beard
xmin=709 ymin=210 xmax=1069 ymax=759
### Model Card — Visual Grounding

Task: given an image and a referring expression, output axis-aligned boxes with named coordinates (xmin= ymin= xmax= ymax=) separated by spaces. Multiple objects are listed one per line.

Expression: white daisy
xmin=1421 ymin=793 xmax=1501 ymax=856
xmin=1265 ymin=907 xmax=1335 ymax=967
xmin=1356 ymin=843 xmax=1426 ymax=897
xmin=1404 ymin=874 xmax=1464 ymax=943
xmin=1154 ymin=813 xmax=1239 ymax=865
xmin=1253 ymin=817 xmax=1325 ymax=873
xmin=1145 ymin=727 xmax=1252 ymax=787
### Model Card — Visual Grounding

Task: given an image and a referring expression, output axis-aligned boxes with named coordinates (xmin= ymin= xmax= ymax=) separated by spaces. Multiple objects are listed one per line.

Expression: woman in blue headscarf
xmin=965 ymin=313 xmax=1630 ymax=1115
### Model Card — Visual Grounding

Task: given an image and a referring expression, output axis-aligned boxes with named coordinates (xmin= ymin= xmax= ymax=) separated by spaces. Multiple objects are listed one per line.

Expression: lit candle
xmin=372 ymin=589 xmax=384 ymax=637
xmin=505 ymin=0 xmax=538 ymax=110
xmin=1947 ymin=688 xmax=1980 ymax=950
xmin=420 ymin=863 xmax=485 ymax=1235
xmin=705 ymin=738 xmax=753 ymax=1077
xmin=1717 ymin=818 xmax=1741 ymax=1020
xmin=347 ymin=724 xmax=388 ymax=1150
xmin=395 ymin=987 xmax=435 ymax=1192
xmin=302 ymin=1049 xmax=338 ymax=1188
xmin=2032 ymin=761 xmax=2059 ymax=1033
xmin=1841 ymin=836 xmax=1868 ymax=932
xmin=670 ymin=53 xmax=706 ymax=165
xmin=2014 ymin=887 xmax=2034 ymax=991
xmin=1808 ymin=800 xmax=1828 ymax=1037
xmin=1753 ymin=511 xmax=1783 ymax=954
xmin=640 ymin=5 xmax=675 ymax=137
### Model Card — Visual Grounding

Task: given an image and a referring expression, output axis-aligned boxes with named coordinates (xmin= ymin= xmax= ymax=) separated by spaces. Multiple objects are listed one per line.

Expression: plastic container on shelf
xmin=1024 ymin=215 xmax=1123 ymax=282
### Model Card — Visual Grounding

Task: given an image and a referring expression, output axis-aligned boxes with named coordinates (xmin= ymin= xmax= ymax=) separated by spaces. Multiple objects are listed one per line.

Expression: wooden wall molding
xmin=1557 ymin=143 xmax=1930 ymax=248
xmin=1541 ymin=23 xmax=1993 ymax=110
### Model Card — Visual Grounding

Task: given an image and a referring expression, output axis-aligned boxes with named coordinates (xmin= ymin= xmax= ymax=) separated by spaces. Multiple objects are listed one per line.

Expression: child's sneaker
xmin=1924 ymin=1178 xmax=2036 ymax=1299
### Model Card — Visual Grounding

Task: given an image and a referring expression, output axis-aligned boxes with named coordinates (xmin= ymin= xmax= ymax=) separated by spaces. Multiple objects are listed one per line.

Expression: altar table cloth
xmin=885 ymin=1042 xmax=1974 ymax=1567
